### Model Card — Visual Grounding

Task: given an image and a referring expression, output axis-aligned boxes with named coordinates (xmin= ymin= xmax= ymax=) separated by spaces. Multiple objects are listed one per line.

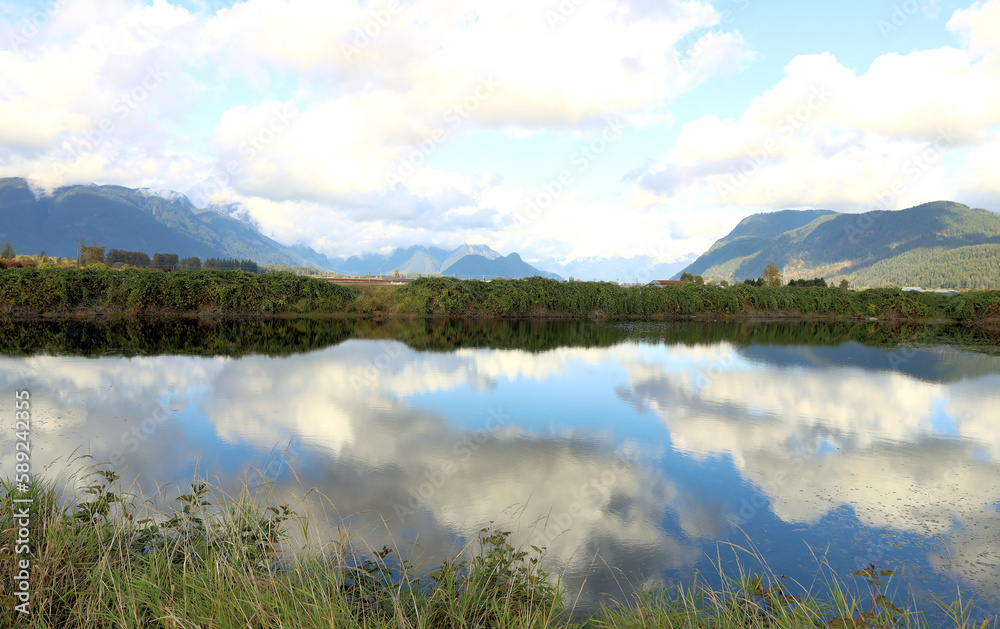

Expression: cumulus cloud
xmin=637 ymin=0 xmax=1000 ymax=213
xmin=3 ymin=0 xmax=999 ymax=264
xmin=0 ymin=0 xmax=755 ymax=259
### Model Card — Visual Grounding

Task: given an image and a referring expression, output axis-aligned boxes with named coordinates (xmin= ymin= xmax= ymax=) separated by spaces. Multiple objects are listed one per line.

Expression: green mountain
xmin=676 ymin=201 xmax=1000 ymax=289
xmin=0 ymin=177 xmax=335 ymax=268
xmin=0 ymin=178 xmax=563 ymax=279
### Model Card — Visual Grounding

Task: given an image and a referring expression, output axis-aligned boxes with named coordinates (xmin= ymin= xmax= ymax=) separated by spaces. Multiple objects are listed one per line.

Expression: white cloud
xmin=0 ymin=0 xmax=755 ymax=261
xmin=639 ymin=1 xmax=1000 ymax=213
xmin=0 ymin=0 xmax=199 ymax=192
xmin=9 ymin=0 xmax=999 ymax=264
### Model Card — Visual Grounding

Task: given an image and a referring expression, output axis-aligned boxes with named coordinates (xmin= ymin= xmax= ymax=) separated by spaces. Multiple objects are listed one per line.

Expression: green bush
xmin=3 ymin=268 xmax=998 ymax=321
xmin=0 ymin=268 xmax=360 ymax=315
xmin=390 ymin=278 xmax=997 ymax=321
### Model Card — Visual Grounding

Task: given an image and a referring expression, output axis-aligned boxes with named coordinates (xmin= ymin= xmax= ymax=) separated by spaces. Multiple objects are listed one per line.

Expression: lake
xmin=2 ymin=318 xmax=999 ymax=621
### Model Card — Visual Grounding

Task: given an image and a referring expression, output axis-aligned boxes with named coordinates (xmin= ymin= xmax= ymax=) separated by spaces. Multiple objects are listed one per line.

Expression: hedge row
xmin=389 ymin=276 xmax=1000 ymax=320
xmin=3 ymin=270 xmax=999 ymax=320
xmin=0 ymin=267 xmax=360 ymax=315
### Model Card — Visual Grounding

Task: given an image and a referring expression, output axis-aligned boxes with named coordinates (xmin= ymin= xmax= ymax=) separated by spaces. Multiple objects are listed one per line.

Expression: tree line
xmin=842 ymin=244 xmax=1000 ymax=291
xmin=681 ymin=264 xmax=850 ymax=290
xmin=76 ymin=239 xmax=259 ymax=272
xmin=1 ymin=239 xmax=261 ymax=274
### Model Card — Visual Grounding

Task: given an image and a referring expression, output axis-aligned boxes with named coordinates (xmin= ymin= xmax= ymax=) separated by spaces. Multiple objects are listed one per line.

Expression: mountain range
xmin=5 ymin=177 xmax=997 ymax=287
xmin=0 ymin=177 xmax=336 ymax=269
xmin=533 ymin=255 xmax=696 ymax=284
xmin=0 ymin=178 xmax=558 ymax=279
xmin=328 ymin=244 xmax=561 ymax=279
xmin=675 ymin=201 xmax=1000 ymax=289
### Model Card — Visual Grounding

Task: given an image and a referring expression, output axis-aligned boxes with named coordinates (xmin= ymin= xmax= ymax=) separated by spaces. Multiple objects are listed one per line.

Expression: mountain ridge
xmin=0 ymin=178 xmax=561 ymax=279
xmin=676 ymin=201 xmax=1000 ymax=289
xmin=0 ymin=177 xmax=333 ymax=268
xmin=328 ymin=245 xmax=561 ymax=279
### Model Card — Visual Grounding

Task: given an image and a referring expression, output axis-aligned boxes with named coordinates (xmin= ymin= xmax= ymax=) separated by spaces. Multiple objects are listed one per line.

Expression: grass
xmin=2 ymin=463 xmax=998 ymax=629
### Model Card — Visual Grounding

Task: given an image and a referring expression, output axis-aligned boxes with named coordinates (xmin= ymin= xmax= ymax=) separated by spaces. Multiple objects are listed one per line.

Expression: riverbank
xmin=2 ymin=268 xmax=999 ymax=322
xmin=2 ymin=469 xmax=996 ymax=628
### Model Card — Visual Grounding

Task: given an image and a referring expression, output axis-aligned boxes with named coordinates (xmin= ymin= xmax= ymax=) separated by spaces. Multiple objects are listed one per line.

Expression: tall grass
xmin=1 ymin=464 xmax=561 ymax=629
xmin=2 ymin=463 xmax=996 ymax=628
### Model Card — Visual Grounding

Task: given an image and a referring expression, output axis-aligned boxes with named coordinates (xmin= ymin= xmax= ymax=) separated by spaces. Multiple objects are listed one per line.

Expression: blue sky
xmin=1 ymin=0 xmax=998 ymax=272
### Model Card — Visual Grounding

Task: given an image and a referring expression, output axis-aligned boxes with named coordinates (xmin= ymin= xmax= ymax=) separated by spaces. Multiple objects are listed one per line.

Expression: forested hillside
xmin=677 ymin=201 xmax=1000 ymax=289
xmin=0 ymin=177 xmax=334 ymax=268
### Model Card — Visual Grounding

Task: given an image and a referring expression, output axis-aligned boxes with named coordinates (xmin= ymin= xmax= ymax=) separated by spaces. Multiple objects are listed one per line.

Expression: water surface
xmin=2 ymin=319 xmax=998 ymax=620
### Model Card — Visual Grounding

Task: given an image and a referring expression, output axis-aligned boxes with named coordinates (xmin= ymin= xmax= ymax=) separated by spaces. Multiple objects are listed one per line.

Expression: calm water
xmin=2 ymin=319 xmax=999 ymax=619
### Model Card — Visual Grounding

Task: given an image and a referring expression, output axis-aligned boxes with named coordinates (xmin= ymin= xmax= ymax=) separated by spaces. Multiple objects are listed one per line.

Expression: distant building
xmin=648 ymin=280 xmax=685 ymax=286
xmin=902 ymin=287 xmax=958 ymax=294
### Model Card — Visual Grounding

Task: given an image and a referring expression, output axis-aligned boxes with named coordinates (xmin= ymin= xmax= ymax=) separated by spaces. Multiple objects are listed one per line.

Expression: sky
xmin=2 ymin=0 xmax=999 ymax=270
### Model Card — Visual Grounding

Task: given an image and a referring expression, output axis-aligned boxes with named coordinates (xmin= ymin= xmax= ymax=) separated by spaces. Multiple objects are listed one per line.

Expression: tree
xmin=203 ymin=257 xmax=259 ymax=273
xmin=1 ymin=241 xmax=14 ymax=259
xmin=78 ymin=237 xmax=106 ymax=266
xmin=839 ymin=279 xmax=849 ymax=290
xmin=720 ymin=280 xmax=729 ymax=287
xmin=787 ymin=277 xmax=827 ymax=287
xmin=694 ymin=275 xmax=704 ymax=285
xmin=179 ymin=256 xmax=202 ymax=270
xmin=680 ymin=272 xmax=695 ymax=282
xmin=151 ymin=253 xmax=179 ymax=269
xmin=762 ymin=263 xmax=782 ymax=287
xmin=392 ymin=269 xmax=401 ymax=278
xmin=107 ymin=249 xmax=152 ymax=267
